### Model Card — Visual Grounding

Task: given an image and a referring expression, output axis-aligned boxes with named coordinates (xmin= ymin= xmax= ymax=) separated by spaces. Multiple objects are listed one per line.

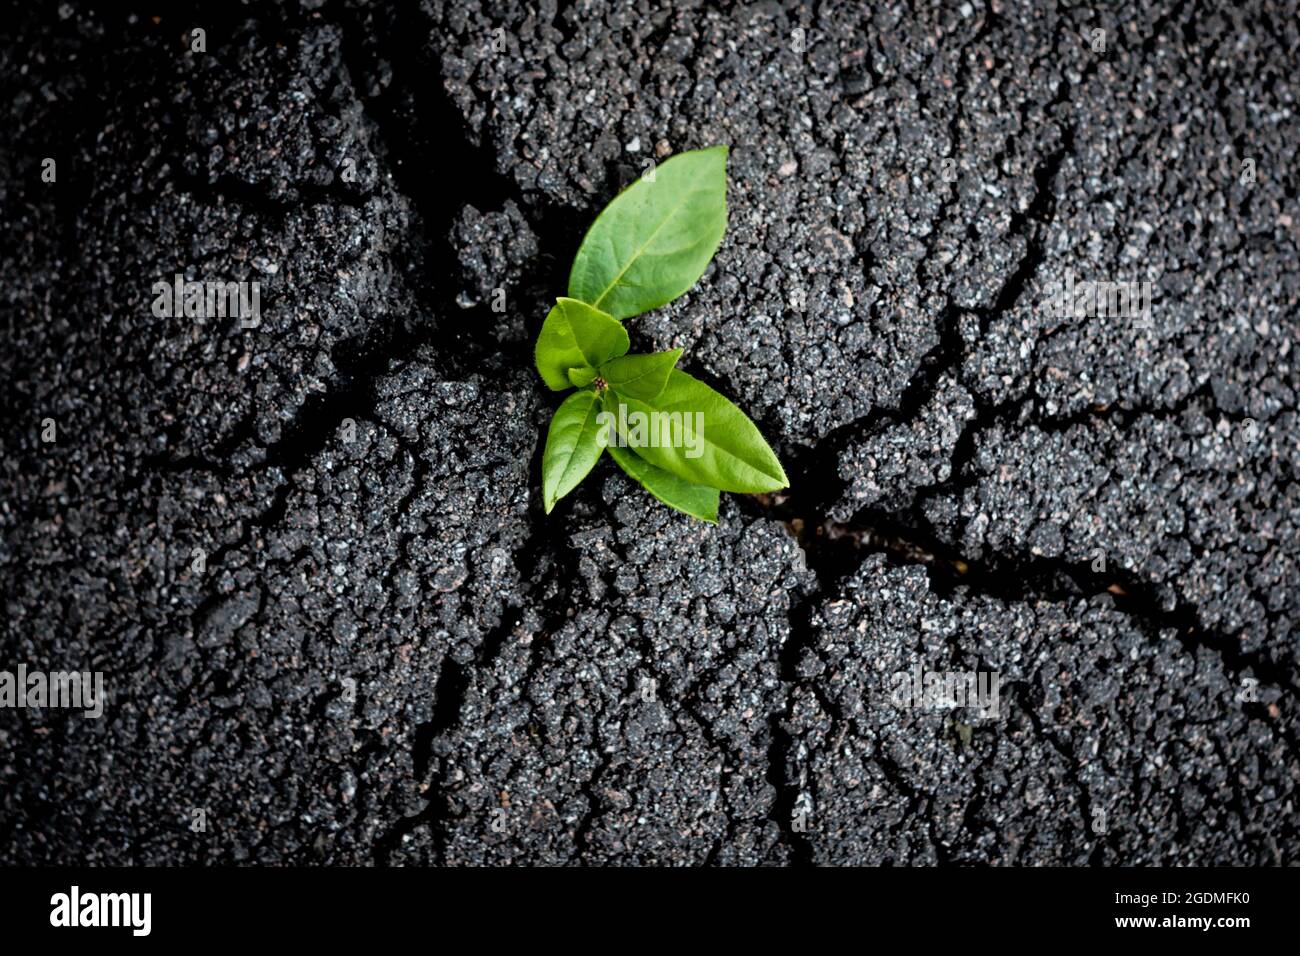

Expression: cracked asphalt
xmin=1 ymin=0 xmax=1296 ymax=865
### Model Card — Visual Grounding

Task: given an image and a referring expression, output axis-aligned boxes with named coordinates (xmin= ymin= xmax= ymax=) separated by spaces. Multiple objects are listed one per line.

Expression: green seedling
xmin=535 ymin=145 xmax=787 ymax=523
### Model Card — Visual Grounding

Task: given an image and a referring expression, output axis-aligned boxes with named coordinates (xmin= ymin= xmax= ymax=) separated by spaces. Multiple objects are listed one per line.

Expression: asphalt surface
xmin=0 ymin=0 xmax=1296 ymax=864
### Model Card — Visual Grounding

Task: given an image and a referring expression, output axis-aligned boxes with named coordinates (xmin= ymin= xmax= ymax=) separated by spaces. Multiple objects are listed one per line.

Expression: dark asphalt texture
xmin=1 ymin=1 xmax=1296 ymax=865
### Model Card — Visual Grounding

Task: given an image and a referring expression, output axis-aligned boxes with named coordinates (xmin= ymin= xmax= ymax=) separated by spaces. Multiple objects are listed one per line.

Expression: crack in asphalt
xmin=275 ymin=2 xmax=1290 ymax=862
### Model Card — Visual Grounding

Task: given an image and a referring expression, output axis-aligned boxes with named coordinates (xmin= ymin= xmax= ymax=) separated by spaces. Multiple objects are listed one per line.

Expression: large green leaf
xmin=607 ymin=442 xmax=719 ymax=524
xmin=568 ymin=146 xmax=728 ymax=320
xmin=599 ymin=349 xmax=682 ymax=401
xmin=604 ymin=369 xmax=787 ymax=493
xmin=541 ymin=389 xmax=606 ymax=512
xmin=534 ymin=297 xmax=629 ymax=391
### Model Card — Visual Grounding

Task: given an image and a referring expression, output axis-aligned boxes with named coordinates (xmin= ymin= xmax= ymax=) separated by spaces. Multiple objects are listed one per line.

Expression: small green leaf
xmin=568 ymin=146 xmax=728 ymax=320
xmin=604 ymin=369 xmax=787 ymax=493
xmin=542 ymin=389 xmax=606 ymax=512
xmin=607 ymin=442 xmax=719 ymax=524
xmin=599 ymin=348 xmax=682 ymax=400
xmin=534 ymin=297 xmax=629 ymax=391
xmin=567 ymin=366 xmax=597 ymax=388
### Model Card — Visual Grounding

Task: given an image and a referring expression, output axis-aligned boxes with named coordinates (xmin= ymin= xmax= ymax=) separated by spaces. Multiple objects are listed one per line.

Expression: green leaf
xmin=599 ymin=348 xmax=682 ymax=400
xmin=534 ymin=297 xmax=629 ymax=391
xmin=607 ymin=442 xmax=719 ymax=524
xmin=568 ymin=145 xmax=728 ymax=320
xmin=567 ymin=366 xmax=597 ymax=388
xmin=541 ymin=389 xmax=606 ymax=512
xmin=603 ymin=369 xmax=787 ymax=493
